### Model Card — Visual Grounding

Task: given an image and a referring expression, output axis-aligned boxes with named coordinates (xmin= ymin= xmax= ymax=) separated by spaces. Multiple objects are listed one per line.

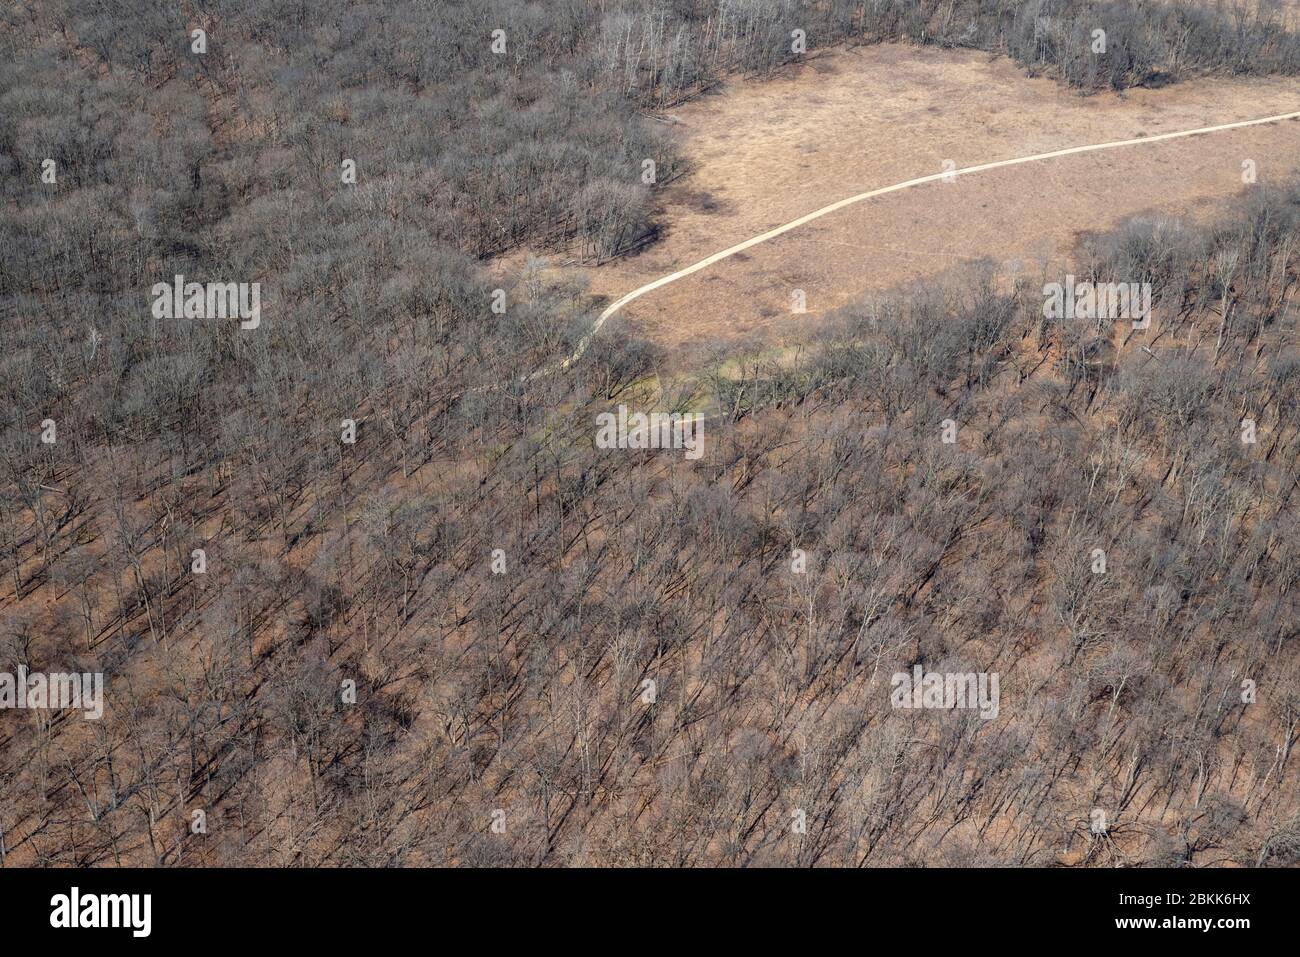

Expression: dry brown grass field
xmin=565 ymin=44 xmax=1300 ymax=357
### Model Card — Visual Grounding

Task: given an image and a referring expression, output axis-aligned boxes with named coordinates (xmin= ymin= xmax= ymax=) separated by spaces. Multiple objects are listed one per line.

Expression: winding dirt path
xmin=565 ymin=107 xmax=1300 ymax=367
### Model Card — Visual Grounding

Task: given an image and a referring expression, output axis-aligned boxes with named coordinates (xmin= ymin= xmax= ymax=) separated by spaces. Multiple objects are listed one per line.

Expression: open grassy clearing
xmin=563 ymin=44 xmax=1300 ymax=358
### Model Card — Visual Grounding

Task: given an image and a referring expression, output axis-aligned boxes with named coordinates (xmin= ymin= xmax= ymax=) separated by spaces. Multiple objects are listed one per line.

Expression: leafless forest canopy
xmin=2 ymin=0 xmax=1300 ymax=866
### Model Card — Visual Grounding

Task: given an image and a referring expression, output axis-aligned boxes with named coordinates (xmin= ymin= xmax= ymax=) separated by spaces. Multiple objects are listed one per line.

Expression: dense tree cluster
xmin=0 ymin=1 xmax=1298 ymax=865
